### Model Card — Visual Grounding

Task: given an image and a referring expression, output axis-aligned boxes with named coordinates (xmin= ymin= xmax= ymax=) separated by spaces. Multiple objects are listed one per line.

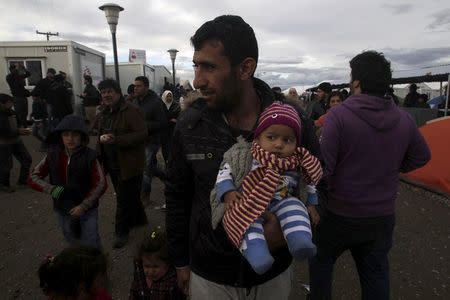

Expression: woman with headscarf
xmin=161 ymin=90 xmax=180 ymax=165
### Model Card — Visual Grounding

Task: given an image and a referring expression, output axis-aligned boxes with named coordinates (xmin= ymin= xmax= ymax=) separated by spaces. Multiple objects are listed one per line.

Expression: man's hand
xmin=99 ymin=133 xmax=115 ymax=144
xmin=69 ymin=206 xmax=85 ymax=218
xmin=224 ymin=191 xmax=242 ymax=210
xmin=176 ymin=266 xmax=190 ymax=295
xmin=18 ymin=128 xmax=31 ymax=135
xmin=307 ymin=205 xmax=320 ymax=227
xmin=262 ymin=211 xmax=286 ymax=252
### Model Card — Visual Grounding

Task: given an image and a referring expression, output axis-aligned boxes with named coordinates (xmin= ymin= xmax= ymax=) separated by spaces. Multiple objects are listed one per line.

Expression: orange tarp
xmin=403 ymin=117 xmax=450 ymax=195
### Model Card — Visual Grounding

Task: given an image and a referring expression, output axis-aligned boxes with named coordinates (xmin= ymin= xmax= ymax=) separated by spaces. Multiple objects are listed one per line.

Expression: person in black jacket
xmin=0 ymin=94 xmax=32 ymax=192
xmin=132 ymin=76 xmax=168 ymax=203
xmin=6 ymin=64 xmax=31 ymax=127
xmin=309 ymin=82 xmax=331 ymax=121
xmin=165 ymin=15 xmax=320 ymax=299
xmin=47 ymin=74 xmax=73 ymax=131
xmin=80 ymin=75 xmax=100 ymax=127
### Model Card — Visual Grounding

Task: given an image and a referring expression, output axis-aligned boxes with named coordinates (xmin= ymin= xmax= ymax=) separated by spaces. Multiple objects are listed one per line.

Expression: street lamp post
xmin=167 ymin=49 xmax=178 ymax=90
xmin=99 ymin=3 xmax=124 ymax=83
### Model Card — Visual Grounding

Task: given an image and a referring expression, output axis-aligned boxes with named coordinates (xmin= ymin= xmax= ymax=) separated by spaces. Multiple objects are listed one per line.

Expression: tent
xmin=402 ymin=116 xmax=450 ymax=196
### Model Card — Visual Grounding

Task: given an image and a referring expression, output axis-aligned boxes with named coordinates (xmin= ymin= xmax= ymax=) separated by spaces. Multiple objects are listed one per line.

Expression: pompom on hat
xmin=254 ymin=102 xmax=301 ymax=145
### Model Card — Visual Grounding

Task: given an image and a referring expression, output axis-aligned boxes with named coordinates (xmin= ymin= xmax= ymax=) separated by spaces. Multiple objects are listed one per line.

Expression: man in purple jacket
xmin=309 ymin=50 xmax=431 ymax=300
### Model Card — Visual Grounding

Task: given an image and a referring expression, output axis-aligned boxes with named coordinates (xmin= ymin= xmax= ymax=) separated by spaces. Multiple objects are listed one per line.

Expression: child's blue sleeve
xmin=215 ymin=162 xmax=236 ymax=202
xmin=306 ymin=184 xmax=318 ymax=206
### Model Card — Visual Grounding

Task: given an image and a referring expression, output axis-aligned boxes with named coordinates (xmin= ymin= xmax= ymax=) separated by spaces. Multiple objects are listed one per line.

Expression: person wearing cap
xmin=310 ymin=82 xmax=332 ymax=121
xmin=403 ymin=83 xmax=420 ymax=107
xmin=28 ymin=114 xmax=107 ymax=248
xmin=212 ymin=102 xmax=322 ymax=275
xmin=0 ymin=94 xmax=32 ymax=193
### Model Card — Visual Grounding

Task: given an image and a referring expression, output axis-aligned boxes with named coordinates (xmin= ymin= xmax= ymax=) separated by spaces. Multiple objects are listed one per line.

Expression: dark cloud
xmin=382 ymin=4 xmax=414 ymax=15
xmin=383 ymin=47 xmax=450 ymax=66
xmin=427 ymin=8 xmax=450 ymax=30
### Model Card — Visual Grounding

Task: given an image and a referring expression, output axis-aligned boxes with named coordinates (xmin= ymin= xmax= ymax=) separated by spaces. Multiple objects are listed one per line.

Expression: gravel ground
xmin=0 ymin=136 xmax=449 ymax=299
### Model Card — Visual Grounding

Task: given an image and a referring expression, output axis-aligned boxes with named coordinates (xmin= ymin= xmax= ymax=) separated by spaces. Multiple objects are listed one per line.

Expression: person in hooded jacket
xmin=160 ymin=90 xmax=181 ymax=165
xmin=309 ymin=50 xmax=431 ymax=300
xmin=28 ymin=115 xmax=107 ymax=249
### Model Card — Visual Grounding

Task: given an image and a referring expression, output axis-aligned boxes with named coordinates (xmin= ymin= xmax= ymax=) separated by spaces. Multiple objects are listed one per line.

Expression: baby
xmin=215 ymin=102 xmax=322 ymax=274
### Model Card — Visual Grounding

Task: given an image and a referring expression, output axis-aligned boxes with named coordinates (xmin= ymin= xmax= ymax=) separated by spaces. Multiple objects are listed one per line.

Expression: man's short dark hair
xmin=84 ymin=75 xmax=93 ymax=84
xmin=9 ymin=65 xmax=16 ymax=72
xmin=98 ymin=78 xmax=122 ymax=94
xmin=47 ymin=68 xmax=56 ymax=75
xmin=191 ymin=15 xmax=258 ymax=67
xmin=135 ymin=76 xmax=149 ymax=87
xmin=350 ymin=50 xmax=392 ymax=95
xmin=0 ymin=93 xmax=13 ymax=104
xmin=271 ymin=87 xmax=282 ymax=93
xmin=317 ymin=82 xmax=332 ymax=94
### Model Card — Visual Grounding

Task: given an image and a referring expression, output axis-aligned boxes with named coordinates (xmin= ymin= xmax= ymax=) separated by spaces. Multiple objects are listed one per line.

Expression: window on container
xmin=8 ymin=59 xmax=44 ymax=87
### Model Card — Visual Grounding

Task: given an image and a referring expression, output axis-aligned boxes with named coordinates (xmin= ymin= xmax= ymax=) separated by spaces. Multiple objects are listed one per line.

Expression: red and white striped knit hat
xmin=254 ymin=102 xmax=301 ymax=145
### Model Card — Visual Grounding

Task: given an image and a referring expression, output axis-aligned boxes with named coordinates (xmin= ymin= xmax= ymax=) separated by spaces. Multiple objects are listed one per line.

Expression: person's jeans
xmin=57 ymin=208 xmax=101 ymax=249
xmin=309 ymin=211 xmax=395 ymax=300
xmin=32 ymin=119 xmax=48 ymax=142
xmin=109 ymin=172 xmax=148 ymax=237
xmin=14 ymin=96 xmax=28 ymax=127
xmin=141 ymin=143 xmax=161 ymax=196
xmin=0 ymin=140 xmax=32 ymax=185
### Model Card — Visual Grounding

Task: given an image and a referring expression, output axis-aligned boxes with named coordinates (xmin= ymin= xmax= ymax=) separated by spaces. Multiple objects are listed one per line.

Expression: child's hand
xmin=69 ymin=206 xmax=85 ymax=218
xmin=307 ymin=205 xmax=321 ymax=227
xmin=224 ymin=191 xmax=242 ymax=210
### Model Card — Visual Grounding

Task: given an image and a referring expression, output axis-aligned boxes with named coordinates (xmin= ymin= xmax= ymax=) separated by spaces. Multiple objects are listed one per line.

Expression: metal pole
xmin=112 ymin=32 xmax=120 ymax=83
xmin=171 ymin=60 xmax=176 ymax=88
xmin=445 ymin=74 xmax=449 ymax=116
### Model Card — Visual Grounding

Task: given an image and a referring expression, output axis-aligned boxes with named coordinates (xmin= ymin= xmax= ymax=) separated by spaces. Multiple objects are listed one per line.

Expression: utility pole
xmin=36 ymin=30 xmax=59 ymax=41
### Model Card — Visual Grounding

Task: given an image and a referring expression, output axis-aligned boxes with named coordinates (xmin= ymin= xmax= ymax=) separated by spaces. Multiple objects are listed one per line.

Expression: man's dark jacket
xmin=6 ymin=71 xmax=30 ymax=97
xmin=132 ymin=90 xmax=167 ymax=145
xmin=82 ymin=84 xmax=101 ymax=107
xmin=165 ymin=78 xmax=320 ymax=287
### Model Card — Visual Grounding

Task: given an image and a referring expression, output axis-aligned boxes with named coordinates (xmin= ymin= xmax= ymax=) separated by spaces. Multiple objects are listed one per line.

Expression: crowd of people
xmin=1 ymin=14 xmax=434 ymax=300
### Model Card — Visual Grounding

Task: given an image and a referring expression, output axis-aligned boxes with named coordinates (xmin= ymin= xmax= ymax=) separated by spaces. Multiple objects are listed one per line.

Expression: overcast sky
xmin=1 ymin=0 xmax=450 ymax=90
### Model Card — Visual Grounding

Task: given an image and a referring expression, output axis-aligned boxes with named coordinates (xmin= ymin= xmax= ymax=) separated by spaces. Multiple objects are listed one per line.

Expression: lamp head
xmin=99 ymin=3 xmax=124 ymax=34
xmin=167 ymin=49 xmax=179 ymax=62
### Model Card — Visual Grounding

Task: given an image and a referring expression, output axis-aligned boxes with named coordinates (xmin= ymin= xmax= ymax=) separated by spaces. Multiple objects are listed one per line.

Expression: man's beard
xmin=212 ymin=74 xmax=242 ymax=113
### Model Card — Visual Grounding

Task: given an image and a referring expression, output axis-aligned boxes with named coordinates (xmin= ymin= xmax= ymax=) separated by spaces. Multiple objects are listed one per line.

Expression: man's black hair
xmin=191 ymin=15 xmax=258 ymax=67
xmin=84 ymin=75 xmax=93 ymax=84
xmin=127 ymin=84 xmax=135 ymax=95
xmin=98 ymin=78 xmax=122 ymax=94
xmin=135 ymin=76 xmax=149 ymax=87
xmin=350 ymin=50 xmax=392 ymax=95
xmin=38 ymin=246 xmax=107 ymax=298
